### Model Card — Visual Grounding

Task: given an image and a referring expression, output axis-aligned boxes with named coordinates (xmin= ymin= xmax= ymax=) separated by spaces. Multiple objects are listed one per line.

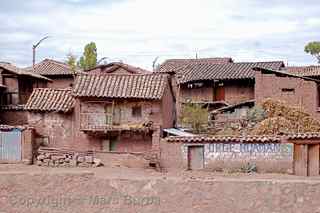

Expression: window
xmin=281 ymin=88 xmax=295 ymax=93
xmin=132 ymin=106 xmax=142 ymax=117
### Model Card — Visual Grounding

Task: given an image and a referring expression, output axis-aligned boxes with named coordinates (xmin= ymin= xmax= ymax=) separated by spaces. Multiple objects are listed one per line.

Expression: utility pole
xmin=32 ymin=36 xmax=50 ymax=68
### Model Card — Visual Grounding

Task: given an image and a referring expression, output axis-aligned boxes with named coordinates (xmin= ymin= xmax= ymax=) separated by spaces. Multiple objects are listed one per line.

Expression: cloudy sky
xmin=0 ymin=0 xmax=319 ymax=69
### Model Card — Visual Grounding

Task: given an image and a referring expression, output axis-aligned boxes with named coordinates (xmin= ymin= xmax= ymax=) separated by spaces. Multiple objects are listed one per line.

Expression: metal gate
xmin=0 ymin=129 xmax=22 ymax=161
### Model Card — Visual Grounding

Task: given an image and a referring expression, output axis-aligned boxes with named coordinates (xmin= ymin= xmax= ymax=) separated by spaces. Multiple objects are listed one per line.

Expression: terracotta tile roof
xmin=166 ymin=135 xmax=281 ymax=143
xmin=25 ymin=59 xmax=80 ymax=76
xmin=0 ymin=62 xmax=51 ymax=81
xmin=25 ymin=88 xmax=75 ymax=112
xmin=73 ymin=74 xmax=168 ymax=100
xmin=87 ymin=62 xmax=151 ymax=74
xmin=157 ymin=57 xmax=233 ymax=73
xmin=254 ymin=67 xmax=320 ymax=83
xmin=283 ymin=66 xmax=320 ymax=77
xmin=286 ymin=133 xmax=320 ymax=140
xmin=176 ymin=61 xmax=285 ymax=84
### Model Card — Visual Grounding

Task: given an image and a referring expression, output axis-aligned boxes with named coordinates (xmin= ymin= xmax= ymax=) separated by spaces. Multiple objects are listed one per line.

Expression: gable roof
xmin=0 ymin=62 xmax=51 ymax=81
xmin=176 ymin=61 xmax=285 ymax=84
xmin=25 ymin=88 xmax=75 ymax=112
xmin=25 ymin=59 xmax=80 ymax=76
xmin=86 ymin=62 xmax=151 ymax=74
xmin=73 ymin=74 xmax=168 ymax=100
xmin=283 ymin=66 xmax=320 ymax=77
xmin=253 ymin=67 xmax=320 ymax=83
xmin=157 ymin=57 xmax=233 ymax=73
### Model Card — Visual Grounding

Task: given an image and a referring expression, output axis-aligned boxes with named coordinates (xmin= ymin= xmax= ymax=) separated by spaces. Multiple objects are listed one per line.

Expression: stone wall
xmin=36 ymin=147 xmax=103 ymax=167
xmin=160 ymin=140 xmax=293 ymax=173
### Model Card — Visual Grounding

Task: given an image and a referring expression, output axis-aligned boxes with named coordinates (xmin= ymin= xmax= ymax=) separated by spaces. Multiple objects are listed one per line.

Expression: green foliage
xmin=78 ymin=42 xmax=97 ymax=70
xmin=180 ymin=103 xmax=208 ymax=133
xmin=247 ymin=106 xmax=267 ymax=122
xmin=240 ymin=162 xmax=257 ymax=173
xmin=305 ymin=41 xmax=320 ymax=63
xmin=65 ymin=52 xmax=77 ymax=73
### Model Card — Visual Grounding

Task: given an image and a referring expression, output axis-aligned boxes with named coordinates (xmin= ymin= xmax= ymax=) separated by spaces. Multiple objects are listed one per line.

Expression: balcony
xmin=80 ymin=112 xmax=153 ymax=133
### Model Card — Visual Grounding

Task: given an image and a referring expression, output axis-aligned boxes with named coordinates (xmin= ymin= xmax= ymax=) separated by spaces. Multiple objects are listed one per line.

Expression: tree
xmin=65 ymin=52 xmax=77 ymax=72
xmin=305 ymin=41 xmax=320 ymax=63
xmin=180 ymin=103 xmax=208 ymax=133
xmin=78 ymin=42 xmax=97 ymax=70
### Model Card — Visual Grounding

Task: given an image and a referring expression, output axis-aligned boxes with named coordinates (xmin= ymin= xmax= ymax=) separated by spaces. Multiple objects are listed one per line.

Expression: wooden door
xmin=214 ymin=86 xmax=225 ymax=101
xmin=188 ymin=146 xmax=204 ymax=170
xmin=294 ymin=144 xmax=308 ymax=176
xmin=308 ymin=144 xmax=320 ymax=176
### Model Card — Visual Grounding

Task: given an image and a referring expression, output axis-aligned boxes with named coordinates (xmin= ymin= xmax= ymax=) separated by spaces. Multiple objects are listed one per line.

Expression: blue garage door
xmin=0 ymin=129 xmax=22 ymax=161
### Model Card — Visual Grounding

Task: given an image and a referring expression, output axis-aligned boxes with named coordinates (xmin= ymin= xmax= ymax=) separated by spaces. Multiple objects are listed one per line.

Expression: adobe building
xmin=24 ymin=88 xmax=75 ymax=149
xmin=0 ymin=62 xmax=50 ymax=125
xmin=157 ymin=58 xmax=285 ymax=119
xmin=72 ymin=73 xmax=175 ymax=153
xmin=86 ymin=62 xmax=151 ymax=75
xmin=25 ymin=73 xmax=175 ymax=155
xmin=25 ymin=59 xmax=80 ymax=89
xmin=160 ymin=135 xmax=293 ymax=173
xmin=254 ymin=67 xmax=320 ymax=120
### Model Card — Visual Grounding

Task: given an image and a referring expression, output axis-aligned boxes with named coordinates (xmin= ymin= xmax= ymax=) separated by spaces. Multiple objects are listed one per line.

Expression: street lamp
xmin=32 ymin=36 xmax=50 ymax=68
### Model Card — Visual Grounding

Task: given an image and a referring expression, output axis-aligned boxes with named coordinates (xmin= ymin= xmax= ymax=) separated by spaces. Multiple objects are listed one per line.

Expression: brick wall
xmin=255 ymin=71 xmax=320 ymax=120
xmin=160 ymin=140 xmax=293 ymax=173
xmin=224 ymin=82 xmax=254 ymax=104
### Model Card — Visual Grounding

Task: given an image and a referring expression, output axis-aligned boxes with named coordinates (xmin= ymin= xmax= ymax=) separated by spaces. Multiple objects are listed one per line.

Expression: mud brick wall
xmin=47 ymin=77 xmax=74 ymax=89
xmin=95 ymin=152 xmax=149 ymax=168
xmin=21 ymin=128 xmax=35 ymax=165
xmin=79 ymin=100 xmax=162 ymax=127
xmin=27 ymin=112 xmax=74 ymax=149
xmin=160 ymin=140 xmax=293 ymax=173
xmin=179 ymin=81 xmax=254 ymax=105
xmin=0 ymin=110 xmax=28 ymax=125
xmin=255 ymin=71 xmax=320 ymax=120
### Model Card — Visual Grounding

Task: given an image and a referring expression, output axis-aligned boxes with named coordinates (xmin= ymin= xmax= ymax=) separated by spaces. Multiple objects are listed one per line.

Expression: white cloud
xmin=0 ymin=0 xmax=319 ymax=68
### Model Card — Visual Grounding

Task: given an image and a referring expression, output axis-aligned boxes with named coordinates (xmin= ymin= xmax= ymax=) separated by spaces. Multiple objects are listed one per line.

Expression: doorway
xmin=188 ymin=145 xmax=204 ymax=170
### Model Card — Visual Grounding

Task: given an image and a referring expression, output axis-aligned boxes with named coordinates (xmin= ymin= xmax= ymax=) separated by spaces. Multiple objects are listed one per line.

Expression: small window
xmin=281 ymin=88 xmax=295 ymax=93
xmin=132 ymin=106 xmax=142 ymax=117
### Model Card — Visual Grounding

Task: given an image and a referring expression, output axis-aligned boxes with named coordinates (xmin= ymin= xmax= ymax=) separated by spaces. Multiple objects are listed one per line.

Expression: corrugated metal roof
xmin=163 ymin=128 xmax=195 ymax=137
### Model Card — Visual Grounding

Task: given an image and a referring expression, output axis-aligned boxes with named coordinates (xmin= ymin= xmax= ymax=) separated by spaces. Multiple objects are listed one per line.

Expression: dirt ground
xmin=2 ymin=164 xmax=320 ymax=213
xmin=1 ymin=164 xmax=320 ymax=182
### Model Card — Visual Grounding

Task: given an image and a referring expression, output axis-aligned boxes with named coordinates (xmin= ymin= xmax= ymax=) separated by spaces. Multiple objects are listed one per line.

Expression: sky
xmin=0 ymin=0 xmax=320 ymax=70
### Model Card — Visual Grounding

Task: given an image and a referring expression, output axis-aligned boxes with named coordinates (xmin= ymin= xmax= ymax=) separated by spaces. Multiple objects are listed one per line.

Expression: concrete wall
xmin=160 ymin=140 xmax=293 ymax=173
xmin=255 ymin=71 xmax=320 ymax=120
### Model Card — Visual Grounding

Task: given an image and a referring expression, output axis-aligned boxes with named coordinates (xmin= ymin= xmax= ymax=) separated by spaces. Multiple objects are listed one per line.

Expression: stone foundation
xmin=36 ymin=147 xmax=103 ymax=167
